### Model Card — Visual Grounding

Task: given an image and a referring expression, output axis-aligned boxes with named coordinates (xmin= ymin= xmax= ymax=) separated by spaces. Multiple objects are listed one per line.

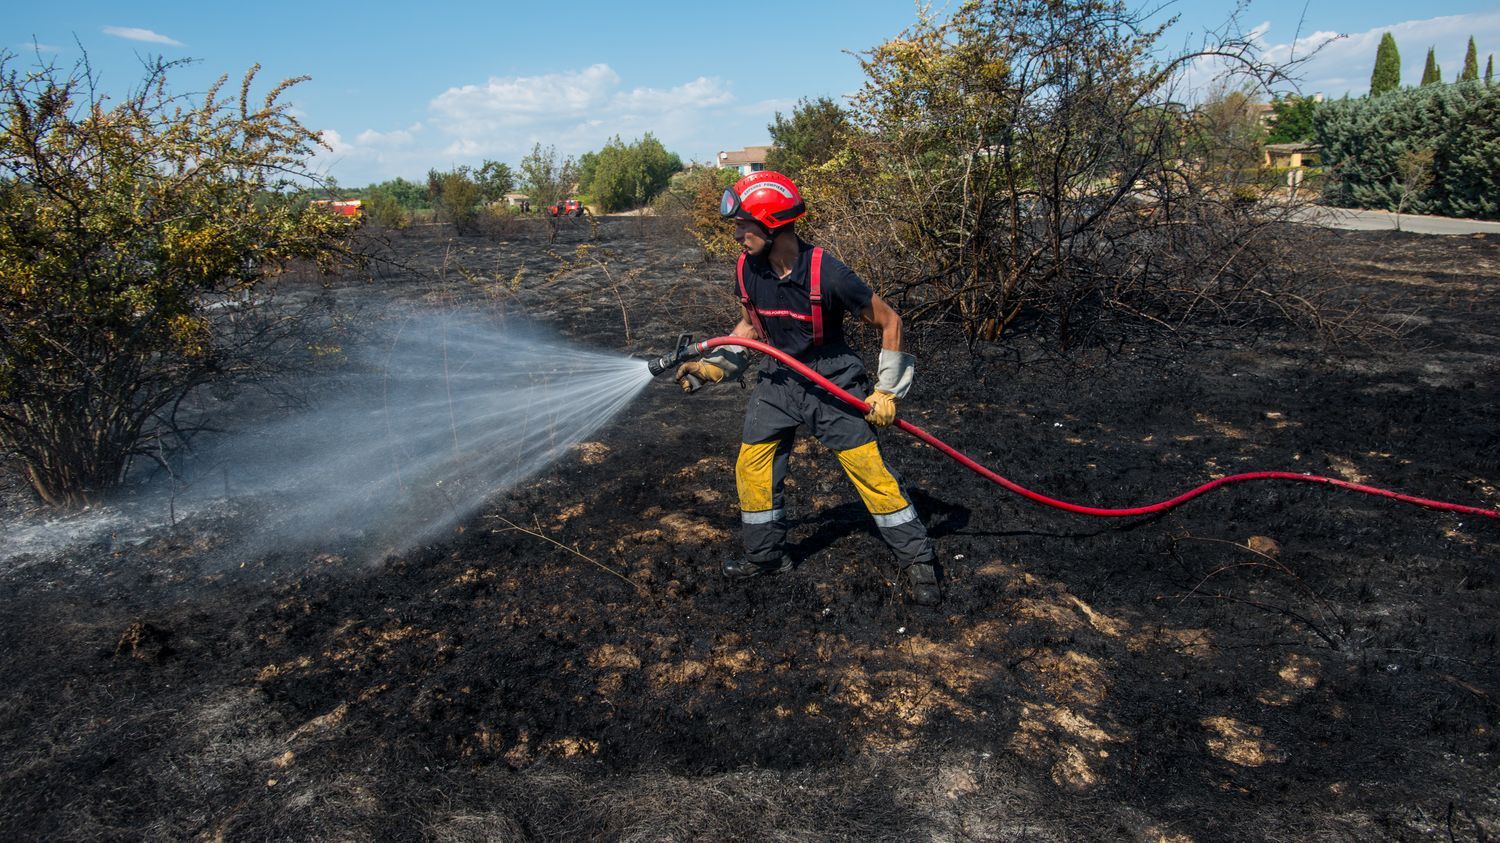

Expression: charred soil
xmin=1 ymin=219 xmax=1497 ymax=841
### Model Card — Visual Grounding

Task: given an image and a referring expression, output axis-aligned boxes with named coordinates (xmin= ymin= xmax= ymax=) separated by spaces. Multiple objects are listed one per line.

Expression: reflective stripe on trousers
xmin=736 ymin=437 xmax=792 ymax=562
xmin=736 ymin=437 xmax=934 ymax=566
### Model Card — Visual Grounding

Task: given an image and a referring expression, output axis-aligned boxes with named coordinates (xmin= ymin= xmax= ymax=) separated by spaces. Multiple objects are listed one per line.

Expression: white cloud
xmin=311 ymin=123 xmax=442 ymax=185
xmin=426 ymin=64 xmax=738 ymax=151
xmin=356 ymin=123 xmax=424 ymax=148
xmin=101 ymin=26 xmax=183 ymax=46
xmin=431 ymin=64 xmax=621 ymax=132
xmin=22 ymin=41 xmax=61 ymax=53
xmin=1285 ymin=12 xmax=1500 ymax=96
xmin=319 ymin=64 xmax=777 ymax=183
xmin=1171 ymin=11 xmax=1500 ymax=100
xmin=317 ymin=129 xmax=353 ymax=157
xmin=442 ymin=138 xmax=483 ymax=156
xmin=613 ymin=76 xmax=734 ymax=113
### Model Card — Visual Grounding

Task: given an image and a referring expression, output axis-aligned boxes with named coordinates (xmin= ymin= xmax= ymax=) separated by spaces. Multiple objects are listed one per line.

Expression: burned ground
xmin=1 ymin=218 xmax=1497 ymax=841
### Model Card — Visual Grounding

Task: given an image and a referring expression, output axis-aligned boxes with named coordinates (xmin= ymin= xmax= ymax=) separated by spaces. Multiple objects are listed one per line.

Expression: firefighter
xmin=676 ymin=171 xmax=940 ymax=606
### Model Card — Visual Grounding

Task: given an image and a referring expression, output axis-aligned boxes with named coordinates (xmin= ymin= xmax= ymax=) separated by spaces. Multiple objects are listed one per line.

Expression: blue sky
xmin=9 ymin=1 xmax=1499 ymax=186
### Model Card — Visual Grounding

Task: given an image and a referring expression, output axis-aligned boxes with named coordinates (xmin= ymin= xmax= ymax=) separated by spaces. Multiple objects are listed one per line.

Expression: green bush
xmin=576 ymin=134 xmax=683 ymax=212
xmin=1316 ymin=82 xmax=1500 ymax=219
xmin=766 ymin=97 xmax=852 ymax=179
xmin=364 ymin=188 xmax=410 ymax=228
xmin=427 ymin=166 xmax=484 ymax=233
xmin=360 ymin=176 xmax=429 ymax=210
xmin=0 ymin=56 xmax=357 ymax=506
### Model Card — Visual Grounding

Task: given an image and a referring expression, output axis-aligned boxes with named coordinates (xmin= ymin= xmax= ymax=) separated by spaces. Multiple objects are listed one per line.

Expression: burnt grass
xmin=1 ymin=216 xmax=1497 ymax=841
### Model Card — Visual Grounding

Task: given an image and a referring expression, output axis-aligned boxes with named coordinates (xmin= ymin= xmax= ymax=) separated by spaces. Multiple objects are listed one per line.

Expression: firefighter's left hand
xmin=864 ymin=390 xmax=897 ymax=427
xmin=675 ymin=360 xmax=726 ymax=390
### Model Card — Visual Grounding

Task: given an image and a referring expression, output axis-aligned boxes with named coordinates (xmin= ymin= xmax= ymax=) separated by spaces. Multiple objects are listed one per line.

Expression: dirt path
xmin=1 ymin=220 xmax=1496 ymax=841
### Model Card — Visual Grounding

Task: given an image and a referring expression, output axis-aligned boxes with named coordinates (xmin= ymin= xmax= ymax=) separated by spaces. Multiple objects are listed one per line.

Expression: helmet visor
xmin=719 ymin=187 xmax=741 ymax=219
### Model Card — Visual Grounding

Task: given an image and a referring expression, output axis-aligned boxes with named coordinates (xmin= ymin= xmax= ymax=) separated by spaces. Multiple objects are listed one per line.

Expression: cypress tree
xmin=1461 ymin=38 xmax=1479 ymax=81
xmin=1421 ymin=48 xmax=1441 ymax=86
xmin=1487 ymin=54 xmax=1494 ymax=84
xmin=1371 ymin=32 xmax=1401 ymax=95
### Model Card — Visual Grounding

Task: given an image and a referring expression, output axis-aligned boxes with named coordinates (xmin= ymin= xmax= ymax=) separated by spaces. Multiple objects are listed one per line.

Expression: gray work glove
xmin=875 ymin=349 xmax=915 ymax=398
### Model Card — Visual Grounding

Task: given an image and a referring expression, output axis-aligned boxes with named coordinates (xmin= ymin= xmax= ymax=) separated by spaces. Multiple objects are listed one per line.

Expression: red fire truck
xmin=310 ymin=199 xmax=363 ymax=217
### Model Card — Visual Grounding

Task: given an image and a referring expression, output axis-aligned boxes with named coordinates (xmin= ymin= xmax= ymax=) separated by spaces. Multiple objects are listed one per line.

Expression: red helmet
xmin=720 ymin=171 xmax=806 ymax=230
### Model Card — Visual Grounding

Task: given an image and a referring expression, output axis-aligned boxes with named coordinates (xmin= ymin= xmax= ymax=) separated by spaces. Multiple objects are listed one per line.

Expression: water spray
xmin=651 ymin=335 xmax=1499 ymax=522
xmin=3 ymin=316 xmax=660 ymax=569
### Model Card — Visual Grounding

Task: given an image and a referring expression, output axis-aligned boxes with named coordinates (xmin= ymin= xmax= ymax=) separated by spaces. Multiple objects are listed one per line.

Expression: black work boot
xmin=723 ymin=554 xmax=793 ymax=580
xmin=904 ymin=561 xmax=941 ymax=606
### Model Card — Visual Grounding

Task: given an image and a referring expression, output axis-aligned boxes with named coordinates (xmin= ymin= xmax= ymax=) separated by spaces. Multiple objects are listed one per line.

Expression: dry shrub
xmin=652 ymin=166 xmax=741 ymax=261
xmin=801 ymin=0 xmax=1365 ymax=352
xmin=476 ymin=202 xmax=531 ymax=240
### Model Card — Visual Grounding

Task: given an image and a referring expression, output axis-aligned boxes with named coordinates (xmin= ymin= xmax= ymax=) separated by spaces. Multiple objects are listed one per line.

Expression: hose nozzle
xmin=646 ymin=333 xmax=706 ymax=378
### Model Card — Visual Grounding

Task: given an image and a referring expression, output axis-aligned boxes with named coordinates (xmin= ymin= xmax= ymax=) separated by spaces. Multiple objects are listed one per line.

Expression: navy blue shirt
xmin=735 ymin=240 xmax=874 ymax=360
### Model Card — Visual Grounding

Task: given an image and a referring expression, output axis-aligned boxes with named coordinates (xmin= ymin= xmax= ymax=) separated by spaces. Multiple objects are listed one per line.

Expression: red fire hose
xmin=686 ymin=336 xmax=1498 ymax=521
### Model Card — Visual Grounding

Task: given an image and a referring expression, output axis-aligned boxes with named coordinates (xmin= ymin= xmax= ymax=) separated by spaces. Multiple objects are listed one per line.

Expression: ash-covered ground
xmin=1 ymin=216 xmax=1496 ymax=841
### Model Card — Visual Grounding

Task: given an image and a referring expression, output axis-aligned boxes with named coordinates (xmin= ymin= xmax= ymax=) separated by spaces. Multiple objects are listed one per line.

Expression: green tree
xmin=1189 ymin=84 xmax=1268 ymax=177
xmin=360 ymin=177 xmax=428 ymax=209
xmin=1460 ymin=37 xmax=1479 ymax=81
xmin=0 ymin=55 xmax=357 ymax=506
xmin=427 ymin=166 xmax=483 ymax=233
xmin=1487 ymin=54 xmax=1494 ymax=84
xmin=1266 ymin=94 xmax=1319 ymax=143
xmin=363 ymin=188 xmax=410 ymax=228
xmin=578 ymin=133 xmax=683 ymax=211
xmin=1370 ymin=32 xmax=1401 ymax=95
xmin=474 ymin=160 xmax=515 ymax=204
xmin=1421 ymin=47 xmax=1441 ymax=85
xmin=574 ymin=150 xmax=599 ymax=197
xmin=766 ymin=96 xmax=853 ymax=179
xmin=518 ymin=143 xmax=578 ymax=206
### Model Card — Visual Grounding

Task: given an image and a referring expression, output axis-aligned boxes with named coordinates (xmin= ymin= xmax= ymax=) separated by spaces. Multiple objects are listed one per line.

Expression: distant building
xmin=1263 ymin=142 xmax=1322 ymax=169
xmin=717 ymin=145 xmax=772 ymax=175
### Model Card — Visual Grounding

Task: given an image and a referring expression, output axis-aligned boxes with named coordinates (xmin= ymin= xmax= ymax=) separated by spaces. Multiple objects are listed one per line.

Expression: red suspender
xmin=809 ymin=247 xmax=823 ymax=347
xmin=737 ymin=247 xmax=824 ymax=347
xmin=737 ymin=253 xmax=767 ymax=341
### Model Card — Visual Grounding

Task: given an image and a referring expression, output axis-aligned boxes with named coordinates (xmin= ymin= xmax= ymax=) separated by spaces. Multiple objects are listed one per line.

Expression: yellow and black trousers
xmin=736 ymin=350 xmax=934 ymax=566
